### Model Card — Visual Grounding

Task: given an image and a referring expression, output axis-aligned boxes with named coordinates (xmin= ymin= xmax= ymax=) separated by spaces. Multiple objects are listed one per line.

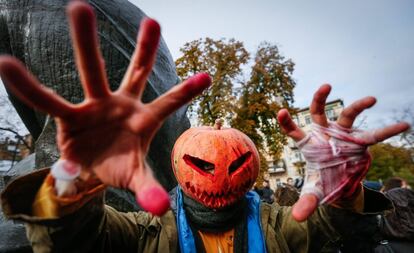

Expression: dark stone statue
xmin=0 ymin=0 xmax=188 ymax=251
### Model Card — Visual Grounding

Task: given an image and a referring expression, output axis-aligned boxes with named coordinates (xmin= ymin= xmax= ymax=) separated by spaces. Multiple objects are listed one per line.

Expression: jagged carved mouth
xmin=184 ymin=179 xmax=253 ymax=208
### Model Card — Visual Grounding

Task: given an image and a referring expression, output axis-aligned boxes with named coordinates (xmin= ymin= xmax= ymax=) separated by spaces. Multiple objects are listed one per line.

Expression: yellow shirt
xmin=198 ymin=229 xmax=234 ymax=253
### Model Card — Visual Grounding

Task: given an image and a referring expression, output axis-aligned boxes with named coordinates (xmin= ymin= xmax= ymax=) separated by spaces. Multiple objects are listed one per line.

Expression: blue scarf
xmin=176 ymin=188 xmax=267 ymax=253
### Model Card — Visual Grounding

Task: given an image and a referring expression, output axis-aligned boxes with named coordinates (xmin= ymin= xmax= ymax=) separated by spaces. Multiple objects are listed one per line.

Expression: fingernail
xmin=136 ymin=186 xmax=170 ymax=216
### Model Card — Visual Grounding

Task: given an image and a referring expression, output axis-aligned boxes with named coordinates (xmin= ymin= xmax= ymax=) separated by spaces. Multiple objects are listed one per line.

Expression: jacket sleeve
xmin=0 ymin=169 xmax=165 ymax=253
xmin=277 ymin=187 xmax=392 ymax=253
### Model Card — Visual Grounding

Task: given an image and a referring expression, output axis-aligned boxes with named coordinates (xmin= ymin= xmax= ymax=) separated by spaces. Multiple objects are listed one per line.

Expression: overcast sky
xmin=0 ymin=0 xmax=412 ymax=133
xmin=130 ymin=0 xmax=414 ymax=129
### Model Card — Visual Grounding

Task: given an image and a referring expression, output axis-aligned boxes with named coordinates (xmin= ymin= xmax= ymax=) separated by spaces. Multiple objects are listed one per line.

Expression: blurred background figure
xmin=293 ymin=177 xmax=304 ymax=190
xmin=375 ymin=187 xmax=414 ymax=253
xmin=274 ymin=183 xmax=299 ymax=206
xmin=261 ymin=180 xmax=275 ymax=204
xmin=381 ymin=177 xmax=408 ymax=192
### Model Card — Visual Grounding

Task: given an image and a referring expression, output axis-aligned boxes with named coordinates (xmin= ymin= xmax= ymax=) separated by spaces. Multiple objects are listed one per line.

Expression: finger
xmin=120 ymin=18 xmax=160 ymax=97
xmin=373 ymin=122 xmax=410 ymax=143
xmin=277 ymin=109 xmax=306 ymax=142
xmin=291 ymin=193 xmax=319 ymax=222
xmin=129 ymin=168 xmax=170 ymax=216
xmin=0 ymin=56 xmax=74 ymax=118
xmin=146 ymin=73 xmax=211 ymax=120
xmin=67 ymin=1 xmax=110 ymax=99
xmin=337 ymin=96 xmax=376 ymax=128
xmin=310 ymin=84 xmax=331 ymax=127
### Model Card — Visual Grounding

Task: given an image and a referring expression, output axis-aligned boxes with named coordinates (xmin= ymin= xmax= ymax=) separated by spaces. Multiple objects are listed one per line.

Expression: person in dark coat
xmin=375 ymin=188 xmax=414 ymax=253
xmin=261 ymin=180 xmax=275 ymax=204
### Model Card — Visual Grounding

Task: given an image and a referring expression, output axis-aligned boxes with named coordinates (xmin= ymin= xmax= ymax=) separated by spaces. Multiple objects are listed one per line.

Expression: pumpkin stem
xmin=214 ymin=119 xmax=224 ymax=130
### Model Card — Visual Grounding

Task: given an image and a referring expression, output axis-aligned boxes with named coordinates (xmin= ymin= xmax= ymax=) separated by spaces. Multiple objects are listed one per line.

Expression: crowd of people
xmin=255 ymin=176 xmax=412 ymax=205
xmin=253 ymin=178 xmax=299 ymax=206
xmin=253 ymin=176 xmax=414 ymax=252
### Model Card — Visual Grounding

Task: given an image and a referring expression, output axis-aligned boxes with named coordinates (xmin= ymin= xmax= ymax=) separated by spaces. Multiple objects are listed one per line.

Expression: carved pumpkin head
xmin=172 ymin=121 xmax=260 ymax=209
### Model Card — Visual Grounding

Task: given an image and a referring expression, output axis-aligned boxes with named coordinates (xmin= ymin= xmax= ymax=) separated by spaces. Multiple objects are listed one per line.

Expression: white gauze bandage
xmin=51 ymin=159 xmax=81 ymax=197
xmin=297 ymin=122 xmax=376 ymax=204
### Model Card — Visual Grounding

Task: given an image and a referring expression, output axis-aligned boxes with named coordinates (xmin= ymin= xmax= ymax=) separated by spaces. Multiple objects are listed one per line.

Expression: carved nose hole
xmin=228 ymin=152 xmax=252 ymax=175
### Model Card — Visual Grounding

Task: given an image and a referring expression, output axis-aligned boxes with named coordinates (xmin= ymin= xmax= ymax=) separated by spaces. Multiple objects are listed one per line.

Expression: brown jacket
xmin=1 ymin=169 xmax=392 ymax=253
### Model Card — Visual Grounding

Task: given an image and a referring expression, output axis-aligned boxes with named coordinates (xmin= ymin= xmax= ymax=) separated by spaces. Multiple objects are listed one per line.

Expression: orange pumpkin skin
xmin=172 ymin=125 xmax=260 ymax=209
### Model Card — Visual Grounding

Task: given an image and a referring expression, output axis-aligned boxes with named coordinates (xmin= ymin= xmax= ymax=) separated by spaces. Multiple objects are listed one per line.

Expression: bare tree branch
xmin=0 ymin=127 xmax=32 ymax=151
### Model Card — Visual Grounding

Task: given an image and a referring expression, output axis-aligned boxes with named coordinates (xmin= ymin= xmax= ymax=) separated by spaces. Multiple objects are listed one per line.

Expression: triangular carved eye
xmin=183 ymin=155 xmax=215 ymax=175
xmin=229 ymin=152 xmax=252 ymax=175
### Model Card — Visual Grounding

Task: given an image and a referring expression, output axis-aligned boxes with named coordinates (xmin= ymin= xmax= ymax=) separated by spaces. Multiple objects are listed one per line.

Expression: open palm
xmin=0 ymin=2 xmax=210 ymax=216
xmin=277 ymin=85 xmax=410 ymax=221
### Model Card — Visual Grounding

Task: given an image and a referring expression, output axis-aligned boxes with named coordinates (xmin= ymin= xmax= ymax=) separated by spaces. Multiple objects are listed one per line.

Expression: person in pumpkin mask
xmin=0 ymin=2 xmax=410 ymax=253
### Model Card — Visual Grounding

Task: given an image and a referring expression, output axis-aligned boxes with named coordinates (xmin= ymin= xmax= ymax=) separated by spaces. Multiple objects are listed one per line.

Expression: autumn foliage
xmin=176 ymin=38 xmax=296 ymax=180
xmin=367 ymin=143 xmax=414 ymax=187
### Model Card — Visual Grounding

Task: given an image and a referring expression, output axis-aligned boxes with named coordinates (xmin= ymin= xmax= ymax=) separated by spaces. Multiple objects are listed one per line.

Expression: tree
xmin=366 ymin=143 xmax=414 ymax=187
xmin=394 ymin=107 xmax=414 ymax=147
xmin=231 ymin=42 xmax=296 ymax=178
xmin=232 ymin=43 xmax=295 ymax=156
xmin=175 ymin=38 xmax=249 ymax=125
xmin=176 ymin=40 xmax=296 ymax=181
xmin=0 ymin=90 xmax=33 ymax=169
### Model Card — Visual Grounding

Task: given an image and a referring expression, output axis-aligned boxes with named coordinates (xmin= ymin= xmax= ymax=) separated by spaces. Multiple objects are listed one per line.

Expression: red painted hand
xmin=0 ymin=2 xmax=211 ymax=216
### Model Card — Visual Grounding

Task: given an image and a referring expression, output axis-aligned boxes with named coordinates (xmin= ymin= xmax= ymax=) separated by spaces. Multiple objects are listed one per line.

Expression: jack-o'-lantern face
xmin=172 ymin=123 xmax=260 ymax=209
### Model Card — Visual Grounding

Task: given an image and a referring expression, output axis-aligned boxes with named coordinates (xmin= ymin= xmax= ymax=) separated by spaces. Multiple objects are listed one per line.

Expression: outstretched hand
xmin=277 ymin=84 xmax=410 ymax=222
xmin=0 ymin=2 xmax=211 ymax=216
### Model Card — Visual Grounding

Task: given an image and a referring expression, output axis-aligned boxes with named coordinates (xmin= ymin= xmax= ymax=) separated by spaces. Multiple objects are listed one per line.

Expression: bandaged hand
xmin=298 ymin=122 xmax=374 ymax=204
xmin=277 ymin=84 xmax=410 ymax=222
xmin=0 ymin=2 xmax=211 ymax=216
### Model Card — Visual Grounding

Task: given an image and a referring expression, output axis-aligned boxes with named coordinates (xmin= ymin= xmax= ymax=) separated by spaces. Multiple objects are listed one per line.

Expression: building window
xmin=326 ymin=109 xmax=335 ymax=121
xmin=267 ymin=160 xmax=286 ymax=173
xmin=294 ymin=151 xmax=303 ymax=162
xmin=7 ymin=145 xmax=16 ymax=152
xmin=276 ymin=178 xmax=281 ymax=187
xmin=305 ymin=116 xmax=311 ymax=125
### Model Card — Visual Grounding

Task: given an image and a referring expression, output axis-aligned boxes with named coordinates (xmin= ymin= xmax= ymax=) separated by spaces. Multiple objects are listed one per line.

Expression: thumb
xmin=129 ymin=168 xmax=170 ymax=216
xmin=291 ymin=193 xmax=319 ymax=222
